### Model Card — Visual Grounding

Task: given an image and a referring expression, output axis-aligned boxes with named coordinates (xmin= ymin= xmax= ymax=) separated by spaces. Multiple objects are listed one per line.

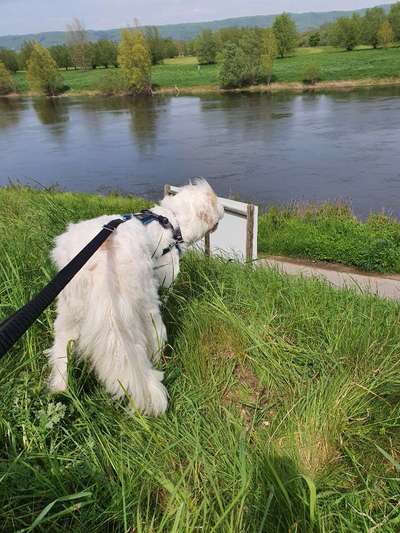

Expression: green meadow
xmin=0 ymin=186 xmax=399 ymax=530
xmin=12 ymin=45 xmax=400 ymax=94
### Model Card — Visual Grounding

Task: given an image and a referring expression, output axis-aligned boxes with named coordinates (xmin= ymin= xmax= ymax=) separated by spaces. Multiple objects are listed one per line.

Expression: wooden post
xmin=246 ymin=204 xmax=255 ymax=262
xmin=204 ymin=232 xmax=211 ymax=257
xmin=164 ymin=184 xmax=172 ymax=197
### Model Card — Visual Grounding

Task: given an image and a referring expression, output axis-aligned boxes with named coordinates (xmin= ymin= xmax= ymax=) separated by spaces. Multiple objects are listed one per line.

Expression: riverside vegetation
xmin=0 ymin=186 xmax=399 ymax=531
xmin=1 ymin=3 xmax=400 ymax=95
xmin=8 ymin=45 xmax=400 ymax=95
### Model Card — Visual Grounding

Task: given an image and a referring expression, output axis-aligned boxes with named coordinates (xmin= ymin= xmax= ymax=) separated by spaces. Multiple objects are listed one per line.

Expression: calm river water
xmin=1 ymin=87 xmax=400 ymax=216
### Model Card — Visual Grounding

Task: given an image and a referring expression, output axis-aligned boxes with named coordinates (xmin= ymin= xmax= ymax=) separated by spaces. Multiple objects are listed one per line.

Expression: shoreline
xmin=4 ymin=76 xmax=400 ymax=99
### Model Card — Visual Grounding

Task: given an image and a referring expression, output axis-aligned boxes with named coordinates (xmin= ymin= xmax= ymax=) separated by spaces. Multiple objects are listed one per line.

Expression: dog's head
xmin=160 ymin=179 xmax=224 ymax=244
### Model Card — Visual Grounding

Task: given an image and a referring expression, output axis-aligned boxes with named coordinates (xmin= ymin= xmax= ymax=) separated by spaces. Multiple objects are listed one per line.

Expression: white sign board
xmin=165 ymin=185 xmax=258 ymax=263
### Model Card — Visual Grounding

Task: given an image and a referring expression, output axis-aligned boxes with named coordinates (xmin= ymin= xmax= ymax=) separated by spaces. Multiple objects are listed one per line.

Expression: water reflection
xmin=32 ymin=98 xmax=69 ymax=137
xmin=128 ymin=96 xmax=167 ymax=154
xmin=0 ymin=98 xmax=23 ymax=130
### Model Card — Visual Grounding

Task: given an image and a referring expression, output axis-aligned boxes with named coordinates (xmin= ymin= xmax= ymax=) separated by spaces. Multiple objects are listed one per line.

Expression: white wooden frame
xmin=164 ymin=184 xmax=258 ymax=262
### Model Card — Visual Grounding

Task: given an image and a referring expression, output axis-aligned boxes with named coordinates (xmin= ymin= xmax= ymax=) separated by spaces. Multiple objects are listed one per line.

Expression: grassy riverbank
xmin=11 ymin=45 xmax=400 ymax=95
xmin=1 ymin=186 xmax=399 ymax=531
xmin=1 ymin=187 xmax=400 ymax=274
xmin=259 ymin=202 xmax=400 ymax=274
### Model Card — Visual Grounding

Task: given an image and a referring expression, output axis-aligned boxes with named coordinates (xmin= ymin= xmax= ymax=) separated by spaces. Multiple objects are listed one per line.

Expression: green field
xmin=12 ymin=45 xmax=400 ymax=94
xmin=0 ymin=186 xmax=399 ymax=530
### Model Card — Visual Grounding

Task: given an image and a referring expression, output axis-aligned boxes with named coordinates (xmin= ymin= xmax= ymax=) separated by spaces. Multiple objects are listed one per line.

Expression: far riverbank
xmin=10 ymin=46 xmax=400 ymax=98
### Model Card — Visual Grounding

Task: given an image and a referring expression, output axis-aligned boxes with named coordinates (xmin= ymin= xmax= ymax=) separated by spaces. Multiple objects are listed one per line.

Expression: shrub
xmin=218 ymin=43 xmax=248 ymax=89
xmin=0 ymin=60 xmax=15 ymax=95
xmin=303 ymin=63 xmax=321 ymax=85
xmin=308 ymin=32 xmax=321 ymax=47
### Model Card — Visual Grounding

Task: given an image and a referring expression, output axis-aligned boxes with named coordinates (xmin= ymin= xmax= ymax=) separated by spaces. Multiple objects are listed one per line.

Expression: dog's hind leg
xmin=143 ymin=302 xmax=167 ymax=363
xmin=79 ymin=312 xmax=168 ymax=415
xmin=47 ymin=298 xmax=78 ymax=393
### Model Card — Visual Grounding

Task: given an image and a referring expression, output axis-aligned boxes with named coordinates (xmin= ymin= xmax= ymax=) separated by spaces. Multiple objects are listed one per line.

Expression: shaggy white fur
xmin=47 ymin=179 xmax=224 ymax=415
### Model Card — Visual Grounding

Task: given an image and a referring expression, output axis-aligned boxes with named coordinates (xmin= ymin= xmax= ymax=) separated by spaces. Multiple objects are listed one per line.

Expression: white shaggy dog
xmin=46 ymin=180 xmax=224 ymax=415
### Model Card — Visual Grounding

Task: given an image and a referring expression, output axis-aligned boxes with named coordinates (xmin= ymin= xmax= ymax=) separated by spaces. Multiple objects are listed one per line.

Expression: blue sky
xmin=0 ymin=0 xmax=397 ymax=35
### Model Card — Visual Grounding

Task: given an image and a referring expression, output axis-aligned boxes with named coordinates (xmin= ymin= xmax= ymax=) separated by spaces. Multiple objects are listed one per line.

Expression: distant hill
xmin=0 ymin=3 xmax=393 ymax=50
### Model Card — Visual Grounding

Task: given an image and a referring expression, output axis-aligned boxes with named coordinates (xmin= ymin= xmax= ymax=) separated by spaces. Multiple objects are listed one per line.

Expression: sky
xmin=0 ymin=0 xmax=397 ymax=36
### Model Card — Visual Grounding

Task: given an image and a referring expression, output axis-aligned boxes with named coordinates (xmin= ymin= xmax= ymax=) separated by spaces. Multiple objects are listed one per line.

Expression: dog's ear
xmin=192 ymin=177 xmax=211 ymax=189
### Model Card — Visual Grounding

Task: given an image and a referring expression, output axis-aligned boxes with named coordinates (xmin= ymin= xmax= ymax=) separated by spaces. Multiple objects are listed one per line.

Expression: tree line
xmin=0 ymin=25 xmax=157 ymax=96
xmin=1 ymin=4 xmax=400 ymax=96
xmin=318 ymin=2 xmax=400 ymax=51
xmin=0 ymin=19 xmax=184 ymax=74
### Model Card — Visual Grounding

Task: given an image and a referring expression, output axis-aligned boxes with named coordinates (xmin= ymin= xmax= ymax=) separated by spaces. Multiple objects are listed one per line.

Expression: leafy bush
xmin=303 ymin=63 xmax=321 ymax=85
xmin=0 ymin=60 xmax=15 ymax=95
xmin=218 ymin=42 xmax=248 ymax=88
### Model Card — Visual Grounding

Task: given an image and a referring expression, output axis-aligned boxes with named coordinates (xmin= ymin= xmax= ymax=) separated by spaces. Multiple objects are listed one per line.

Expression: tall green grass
xmin=0 ymin=186 xmax=399 ymax=531
xmin=259 ymin=202 xmax=400 ymax=273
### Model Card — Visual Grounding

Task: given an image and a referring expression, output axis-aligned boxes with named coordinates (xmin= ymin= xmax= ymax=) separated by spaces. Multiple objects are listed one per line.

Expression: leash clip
xmin=103 ymin=224 xmax=116 ymax=232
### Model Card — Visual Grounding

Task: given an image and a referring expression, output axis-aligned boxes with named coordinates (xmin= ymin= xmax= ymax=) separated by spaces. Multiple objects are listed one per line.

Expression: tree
xmin=93 ymin=40 xmax=118 ymax=68
xmin=378 ymin=20 xmax=395 ymax=48
xmin=216 ymin=27 xmax=246 ymax=49
xmin=0 ymin=61 xmax=14 ymax=95
xmin=319 ymin=23 xmax=336 ymax=46
xmin=389 ymin=2 xmax=400 ymax=41
xmin=260 ymin=29 xmax=278 ymax=84
xmin=331 ymin=14 xmax=361 ymax=51
xmin=0 ymin=48 xmax=19 ymax=72
xmin=18 ymin=40 xmax=35 ymax=69
xmin=27 ymin=42 xmax=63 ymax=96
xmin=118 ymin=28 xmax=152 ymax=94
xmin=49 ymin=45 xmax=72 ymax=70
xmin=163 ymin=38 xmax=178 ymax=59
xmin=273 ymin=13 xmax=298 ymax=58
xmin=195 ymin=30 xmax=217 ymax=65
xmin=308 ymin=32 xmax=321 ymax=47
xmin=362 ymin=7 xmax=386 ymax=48
xmin=144 ymin=27 xmax=165 ymax=64
xmin=238 ymin=29 xmax=263 ymax=85
xmin=219 ymin=42 xmax=248 ymax=88
xmin=66 ymin=18 xmax=91 ymax=69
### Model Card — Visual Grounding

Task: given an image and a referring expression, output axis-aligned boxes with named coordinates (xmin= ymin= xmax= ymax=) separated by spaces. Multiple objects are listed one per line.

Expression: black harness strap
xmin=128 ymin=210 xmax=184 ymax=256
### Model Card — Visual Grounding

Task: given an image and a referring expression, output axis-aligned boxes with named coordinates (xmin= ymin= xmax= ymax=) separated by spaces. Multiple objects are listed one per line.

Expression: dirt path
xmin=258 ymin=256 xmax=400 ymax=301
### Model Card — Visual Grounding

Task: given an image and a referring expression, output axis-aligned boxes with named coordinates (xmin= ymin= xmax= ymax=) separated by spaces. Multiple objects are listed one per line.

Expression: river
xmin=1 ymin=87 xmax=400 ymax=217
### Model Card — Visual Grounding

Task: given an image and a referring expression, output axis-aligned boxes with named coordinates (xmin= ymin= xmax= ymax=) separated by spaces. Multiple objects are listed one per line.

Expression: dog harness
xmin=123 ymin=209 xmax=184 ymax=257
